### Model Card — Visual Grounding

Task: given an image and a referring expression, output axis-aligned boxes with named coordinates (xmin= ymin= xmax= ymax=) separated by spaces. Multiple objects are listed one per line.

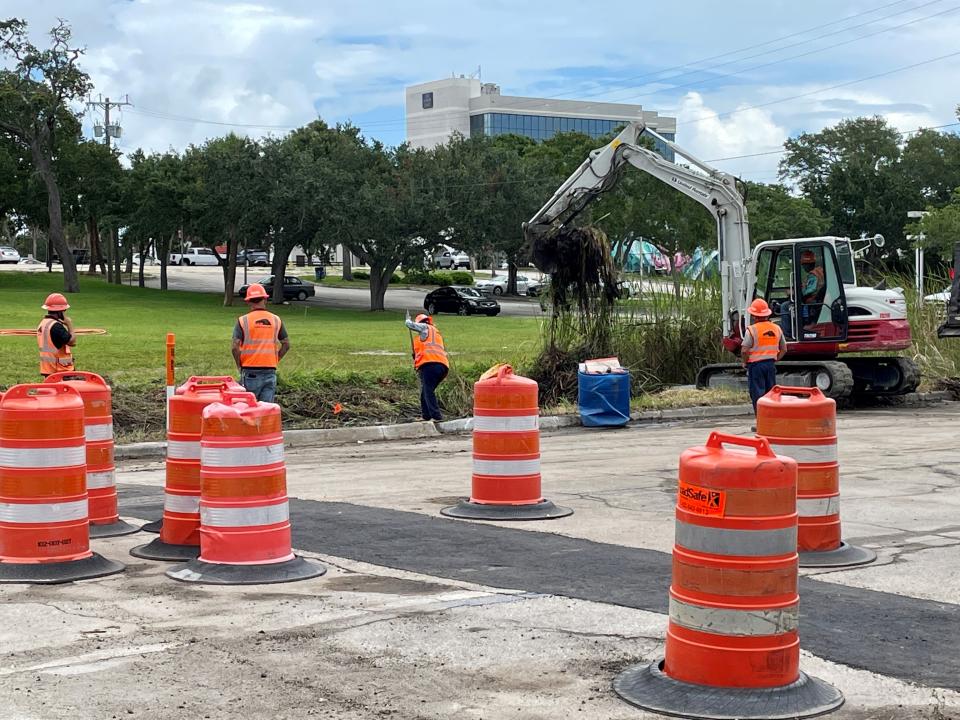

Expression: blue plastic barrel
xmin=578 ymin=371 xmax=631 ymax=427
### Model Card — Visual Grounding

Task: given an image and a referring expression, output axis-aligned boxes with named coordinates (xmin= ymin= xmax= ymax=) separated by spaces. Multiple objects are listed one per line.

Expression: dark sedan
xmin=237 ymin=275 xmax=316 ymax=301
xmin=423 ymin=286 xmax=500 ymax=316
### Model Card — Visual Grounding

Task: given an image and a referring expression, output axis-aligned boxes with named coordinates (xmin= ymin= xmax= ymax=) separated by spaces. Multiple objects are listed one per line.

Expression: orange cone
xmin=441 ymin=365 xmax=571 ymax=521
xmin=758 ymin=386 xmax=875 ymax=568
xmin=614 ymin=432 xmax=843 ymax=719
xmin=167 ymin=391 xmax=324 ymax=584
xmin=0 ymin=384 xmax=124 ymax=584
xmin=44 ymin=372 xmax=139 ymax=538
xmin=131 ymin=376 xmax=242 ymax=561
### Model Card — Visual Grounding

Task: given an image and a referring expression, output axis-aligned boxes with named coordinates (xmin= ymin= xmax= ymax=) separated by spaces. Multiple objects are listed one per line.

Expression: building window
xmin=422 ymin=92 xmax=433 ymax=109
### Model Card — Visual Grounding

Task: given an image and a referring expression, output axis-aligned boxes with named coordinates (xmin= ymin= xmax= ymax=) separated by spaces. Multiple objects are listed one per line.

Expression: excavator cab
xmin=751 ymin=240 xmax=848 ymax=348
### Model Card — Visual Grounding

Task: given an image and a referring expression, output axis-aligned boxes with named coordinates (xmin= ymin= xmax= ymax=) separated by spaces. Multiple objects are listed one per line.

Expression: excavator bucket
xmin=937 ymin=243 xmax=960 ymax=339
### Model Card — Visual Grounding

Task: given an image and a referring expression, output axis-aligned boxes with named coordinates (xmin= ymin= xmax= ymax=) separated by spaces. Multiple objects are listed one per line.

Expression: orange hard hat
xmin=415 ymin=313 xmax=432 ymax=325
xmin=800 ymin=250 xmax=817 ymax=264
xmin=748 ymin=298 xmax=772 ymax=318
xmin=244 ymin=284 xmax=269 ymax=302
xmin=42 ymin=292 xmax=70 ymax=311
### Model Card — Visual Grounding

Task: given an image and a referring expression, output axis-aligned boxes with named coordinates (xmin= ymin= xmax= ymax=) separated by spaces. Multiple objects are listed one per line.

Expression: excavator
xmin=523 ymin=122 xmax=919 ymax=400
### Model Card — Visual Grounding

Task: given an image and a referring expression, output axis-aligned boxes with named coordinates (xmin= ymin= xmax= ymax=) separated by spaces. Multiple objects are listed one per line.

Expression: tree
xmin=744 ymin=182 xmax=828 ymax=242
xmin=907 ymin=190 xmax=960 ymax=255
xmin=779 ymin=117 xmax=911 ymax=259
xmin=0 ymin=18 xmax=92 ymax=292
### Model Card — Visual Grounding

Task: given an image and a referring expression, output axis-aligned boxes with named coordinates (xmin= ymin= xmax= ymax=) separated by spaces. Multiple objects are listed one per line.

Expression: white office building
xmin=405 ymin=76 xmax=677 ymax=159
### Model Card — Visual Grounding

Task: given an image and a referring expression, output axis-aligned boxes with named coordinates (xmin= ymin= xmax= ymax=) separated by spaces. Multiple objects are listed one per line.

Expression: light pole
xmin=907 ymin=210 xmax=929 ymax=296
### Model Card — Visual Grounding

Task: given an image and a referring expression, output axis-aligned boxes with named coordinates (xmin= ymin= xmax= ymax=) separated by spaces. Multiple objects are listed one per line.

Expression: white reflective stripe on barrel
xmin=164 ymin=493 xmax=201 ymax=514
xmin=675 ymin=519 xmax=797 ymax=557
xmin=84 ymin=423 xmax=114 ymax=442
xmin=0 ymin=499 xmax=88 ymax=524
xmin=769 ymin=442 xmax=838 ymax=464
xmin=86 ymin=470 xmax=116 ymax=489
xmin=669 ymin=597 xmax=799 ymax=636
xmin=200 ymin=501 xmax=289 ymax=528
xmin=167 ymin=440 xmax=201 ymax=460
xmin=200 ymin=443 xmax=285 ymax=468
xmin=0 ymin=445 xmax=85 ymax=469
xmin=797 ymin=496 xmax=840 ymax=517
xmin=472 ymin=458 xmax=541 ymax=476
xmin=472 ymin=414 xmax=539 ymax=432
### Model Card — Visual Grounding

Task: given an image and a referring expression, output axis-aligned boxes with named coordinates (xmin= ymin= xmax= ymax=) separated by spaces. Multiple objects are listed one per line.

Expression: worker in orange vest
xmin=741 ymin=298 xmax=787 ymax=412
xmin=231 ymin=284 xmax=290 ymax=402
xmin=405 ymin=312 xmax=449 ymax=421
xmin=37 ymin=293 xmax=76 ymax=377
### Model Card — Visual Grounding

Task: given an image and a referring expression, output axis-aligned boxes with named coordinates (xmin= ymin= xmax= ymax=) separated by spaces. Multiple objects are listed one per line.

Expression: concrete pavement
xmin=2 ymin=406 xmax=959 ymax=718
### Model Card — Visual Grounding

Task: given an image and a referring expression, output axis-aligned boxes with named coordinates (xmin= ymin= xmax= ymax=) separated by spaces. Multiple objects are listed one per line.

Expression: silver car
xmin=0 ymin=246 xmax=21 ymax=264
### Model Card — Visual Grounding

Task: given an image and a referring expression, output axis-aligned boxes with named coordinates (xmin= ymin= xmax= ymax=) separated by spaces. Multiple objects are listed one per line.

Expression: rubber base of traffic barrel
xmin=0 ymin=552 xmax=126 ymax=585
xmin=614 ymin=660 xmax=844 ymax=720
xmin=440 ymin=498 xmax=573 ymax=521
xmin=129 ymin=538 xmax=199 ymax=562
xmin=799 ymin=541 xmax=876 ymax=569
xmin=165 ymin=556 xmax=326 ymax=585
xmin=140 ymin=519 xmax=162 ymax=534
xmin=89 ymin=519 xmax=141 ymax=539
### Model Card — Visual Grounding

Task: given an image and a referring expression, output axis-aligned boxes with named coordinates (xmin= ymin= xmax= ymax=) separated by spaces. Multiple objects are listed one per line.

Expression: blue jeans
xmin=418 ymin=362 xmax=448 ymax=421
xmin=747 ymin=360 xmax=777 ymax=412
xmin=241 ymin=368 xmax=277 ymax=403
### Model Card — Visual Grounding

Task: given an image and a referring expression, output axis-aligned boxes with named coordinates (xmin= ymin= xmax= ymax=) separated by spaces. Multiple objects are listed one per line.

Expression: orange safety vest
xmin=746 ymin=321 xmax=782 ymax=364
xmin=413 ymin=325 xmax=449 ymax=369
xmin=238 ymin=309 xmax=282 ymax=368
xmin=37 ymin=317 xmax=74 ymax=375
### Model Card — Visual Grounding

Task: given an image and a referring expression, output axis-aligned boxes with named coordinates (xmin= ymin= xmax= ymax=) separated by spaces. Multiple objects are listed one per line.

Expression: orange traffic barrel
xmin=0 ymin=384 xmax=125 ymax=584
xmin=44 ymin=372 xmax=140 ymax=538
xmin=167 ymin=391 xmax=324 ymax=584
xmin=441 ymin=365 xmax=571 ymax=521
xmin=614 ymin=432 xmax=843 ymax=719
xmin=758 ymin=386 xmax=875 ymax=568
xmin=131 ymin=376 xmax=242 ymax=561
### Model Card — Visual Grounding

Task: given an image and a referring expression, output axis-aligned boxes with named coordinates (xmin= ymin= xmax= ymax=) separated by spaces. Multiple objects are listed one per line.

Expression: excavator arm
xmin=524 ymin=121 xmax=752 ymax=338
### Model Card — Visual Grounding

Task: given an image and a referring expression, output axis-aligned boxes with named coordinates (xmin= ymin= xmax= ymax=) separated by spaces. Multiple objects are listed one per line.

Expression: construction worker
xmin=38 ymin=293 xmax=76 ymax=377
xmin=405 ymin=312 xmax=449 ymax=421
xmin=232 ymin=284 xmax=290 ymax=402
xmin=742 ymin=298 xmax=787 ymax=413
xmin=800 ymin=249 xmax=825 ymax=316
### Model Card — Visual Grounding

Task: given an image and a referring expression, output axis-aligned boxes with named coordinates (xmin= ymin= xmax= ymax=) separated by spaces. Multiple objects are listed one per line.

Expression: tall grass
xmin=894 ymin=272 xmax=960 ymax=386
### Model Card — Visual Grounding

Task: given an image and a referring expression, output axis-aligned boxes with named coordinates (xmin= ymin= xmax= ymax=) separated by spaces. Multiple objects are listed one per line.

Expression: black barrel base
xmin=440 ymin=498 xmax=573 ymax=521
xmin=166 ymin=556 xmax=326 ymax=585
xmin=129 ymin=538 xmax=199 ymax=562
xmin=0 ymin=552 xmax=125 ymax=585
xmin=614 ymin=660 xmax=844 ymax=720
xmin=799 ymin=541 xmax=877 ymax=568
xmin=89 ymin=519 xmax=141 ymax=539
xmin=140 ymin=519 xmax=162 ymax=534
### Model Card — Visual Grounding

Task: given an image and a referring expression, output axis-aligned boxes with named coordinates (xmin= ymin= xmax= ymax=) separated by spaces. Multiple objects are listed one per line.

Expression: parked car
xmin=925 ymin=287 xmax=951 ymax=305
xmin=169 ymin=247 xmax=220 ymax=266
xmin=475 ymin=274 xmax=533 ymax=295
xmin=132 ymin=253 xmax=158 ymax=266
xmin=237 ymin=275 xmax=316 ymax=301
xmin=423 ymin=286 xmax=500 ymax=316
xmin=0 ymin=246 xmax=21 ymax=264
xmin=433 ymin=248 xmax=470 ymax=269
xmin=237 ymin=249 xmax=270 ymax=266
xmin=526 ymin=277 xmax=550 ymax=297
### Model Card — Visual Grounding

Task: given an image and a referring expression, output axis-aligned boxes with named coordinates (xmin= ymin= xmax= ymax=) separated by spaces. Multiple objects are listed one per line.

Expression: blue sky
xmin=5 ymin=0 xmax=959 ymax=181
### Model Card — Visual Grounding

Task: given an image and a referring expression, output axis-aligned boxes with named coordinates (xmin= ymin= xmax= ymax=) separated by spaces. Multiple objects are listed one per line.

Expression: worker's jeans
xmin=747 ymin=360 xmax=777 ymax=412
xmin=241 ymin=368 xmax=277 ymax=403
xmin=418 ymin=362 xmax=448 ymax=421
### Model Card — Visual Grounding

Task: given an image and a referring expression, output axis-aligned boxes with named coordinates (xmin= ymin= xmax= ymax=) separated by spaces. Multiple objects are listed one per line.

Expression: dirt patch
xmin=322 ymin=574 xmax=456 ymax=596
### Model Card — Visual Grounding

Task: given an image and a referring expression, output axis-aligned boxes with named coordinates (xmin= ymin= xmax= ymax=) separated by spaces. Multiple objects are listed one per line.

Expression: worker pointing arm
xmin=405 ymin=312 xmax=449 ymax=422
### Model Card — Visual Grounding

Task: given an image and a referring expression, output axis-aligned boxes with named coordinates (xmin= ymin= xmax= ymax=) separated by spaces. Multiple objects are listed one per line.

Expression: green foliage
xmin=744 ymin=182 xmax=828 ymax=242
xmin=448 ymin=270 xmax=474 ymax=285
xmin=907 ymin=191 xmax=960 ymax=254
xmin=401 ymin=269 xmax=472 ymax=286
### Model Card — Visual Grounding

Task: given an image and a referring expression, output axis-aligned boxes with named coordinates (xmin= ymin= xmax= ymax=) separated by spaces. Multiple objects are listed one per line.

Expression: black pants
xmin=747 ymin=359 xmax=777 ymax=412
xmin=418 ymin=362 xmax=448 ymax=421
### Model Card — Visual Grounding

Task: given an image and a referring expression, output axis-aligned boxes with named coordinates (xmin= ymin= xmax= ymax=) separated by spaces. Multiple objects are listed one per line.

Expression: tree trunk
xmin=112 ymin=227 xmax=122 ymax=284
xmin=270 ymin=245 xmax=292 ymax=304
xmin=342 ymin=246 xmax=353 ymax=281
xmin=222 ymin=229 xmax=241 ymax=306
xmin=105 ymin=231 xmax=114 ymax=283
xmin=507 ymin=262 xmax=518 ymax=295
xmin=87 ymin=216 xmax=100 ymax=275
xmin=31 ymin=226 xmax=38 ymax=261
xmin=138 ymin=240 xmax=147 ymax=288
xmin=125 ymin=244 xmax=133 ymax=276
xmin=31 ymin=135 xmax=78 ymax=292
xmin=160 ymin=232 xmax=173 ymax=291
xmin=368 ymin=263 xmax=397 ymax=312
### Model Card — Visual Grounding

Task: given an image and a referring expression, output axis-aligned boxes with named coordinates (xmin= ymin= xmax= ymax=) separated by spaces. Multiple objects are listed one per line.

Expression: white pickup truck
xmin=168 ymin=247 xmax=220 ymax=266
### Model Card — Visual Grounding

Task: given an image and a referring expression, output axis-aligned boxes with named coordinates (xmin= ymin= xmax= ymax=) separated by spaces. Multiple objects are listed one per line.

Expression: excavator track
xmin=696 ymin=361 xmax=855 ymax=400
xmin=840 ymin=356 xmax=920 ymax=396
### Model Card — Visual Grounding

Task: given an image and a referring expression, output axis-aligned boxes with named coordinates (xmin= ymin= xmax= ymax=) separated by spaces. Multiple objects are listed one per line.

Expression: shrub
xmin=352 ymin=270 xmax=370 ymax=280
xmin=403 ymin=268 xmax=430 ymax=285
xmin=429 ymin=271 xmax=454 ymax=286
xmin=448 ymin=270 xmax=474 ymax=286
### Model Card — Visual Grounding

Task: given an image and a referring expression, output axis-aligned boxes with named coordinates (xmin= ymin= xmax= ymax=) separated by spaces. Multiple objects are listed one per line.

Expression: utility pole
xmin=87 ymin=94 xmax=132 ymax=149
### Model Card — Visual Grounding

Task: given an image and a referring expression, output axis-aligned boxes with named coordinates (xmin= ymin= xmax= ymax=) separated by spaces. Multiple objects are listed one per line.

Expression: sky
xmin=4 ymin=0 xmax=960 ymax=182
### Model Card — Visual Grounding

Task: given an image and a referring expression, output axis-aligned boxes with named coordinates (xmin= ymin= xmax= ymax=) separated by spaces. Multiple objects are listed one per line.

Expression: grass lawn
xmin=0 ymin=272 xmax=542 ymax=388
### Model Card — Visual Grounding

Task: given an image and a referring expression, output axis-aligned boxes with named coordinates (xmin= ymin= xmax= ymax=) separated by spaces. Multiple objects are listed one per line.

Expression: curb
xmin=114 ymin=391 xmax=952 ymax=461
